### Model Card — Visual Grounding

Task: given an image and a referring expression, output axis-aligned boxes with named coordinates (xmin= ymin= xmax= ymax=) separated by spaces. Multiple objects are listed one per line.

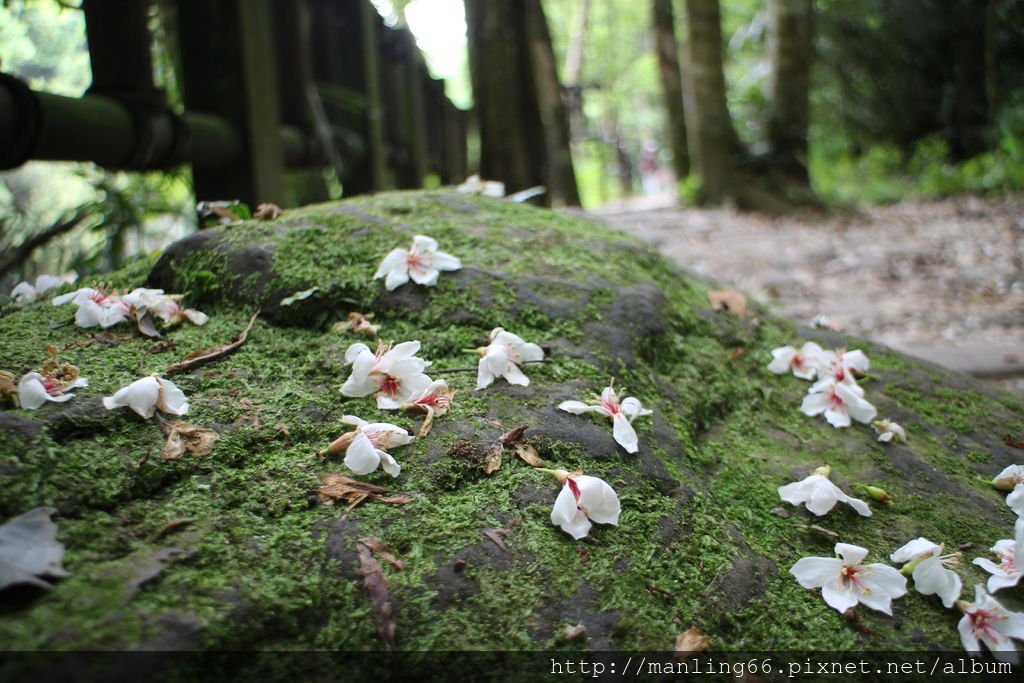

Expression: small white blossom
xmin=341 ymin=341 xmax=433 ymax=409
xmin=476 ymin=327 xmax=544 ymax=390
xmin=890 ymin=537 xmax=962 ymax=608
xmin=329 ymin=415 xmax=413 ymax=478
xmin=53 ymin=287 xmax=130 ymax=328
xmin=17 ymin=372 xmax=88 ymax=410
xmin=873 ymin=419 xmax=907 ymax=443
xmin=10 ymin=273 xmax=76 ymax=303
xmin=402 ymin=379 xmax=456 ymax=437
xmin=972 ymin=523 xmax=1024 ymax=594
xmin=810 ymin=313 xmax=841 ymax=330
xmin=801 ymin=377 xmax=877 ymax=428
xmin=149 ymin=296 xmax=209 ymax=326
xmin=456 ymin=174 xmax=505 ymax=197
xmin=542 ymin=469 xmax=620 ymax=540
xmin=777 ymin=465 xmax=872 ymax=517
xmin=373 ymin=234 xmax=461 ymax=291
xmin=558 ymin=380 xmax=652 ymax=453
xmin=102 ymin=375 xmax=189 ymax=419
xmin=767 ymin=342 xmax=824 ymax=380
xmin=815 ymin=348 xmax=870 ymax=384
xmin=790 ymin=542 xmax=907 ymax=615
xmin=992 ymin=465 xmax=1024 ymax=517
xmin=957 ymin=585 xmax=1024 ymax=663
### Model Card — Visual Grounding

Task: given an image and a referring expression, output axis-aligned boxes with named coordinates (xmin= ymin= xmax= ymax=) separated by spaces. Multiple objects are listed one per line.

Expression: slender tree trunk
xmin=465 ymin=0 xmax=580 ymax=206
xmin=765 ymin=0 xmax=813 ymax=182
xmin=653 ymin=0 xmax=690 ymax=180
xmin=563 ymin=0 xmax=590 ymax=141
xmin=682 ymin=0 xmax=742 ymax=204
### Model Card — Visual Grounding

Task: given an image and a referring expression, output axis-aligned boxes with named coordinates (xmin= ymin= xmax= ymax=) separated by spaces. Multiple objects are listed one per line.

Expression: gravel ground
xmin=592 ymin=195 xmax=1024 ymax=394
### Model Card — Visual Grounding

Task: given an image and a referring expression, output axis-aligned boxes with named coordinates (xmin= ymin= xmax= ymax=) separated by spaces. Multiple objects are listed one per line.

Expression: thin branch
xmin=164 ymin=311 xmax=259 ymax=374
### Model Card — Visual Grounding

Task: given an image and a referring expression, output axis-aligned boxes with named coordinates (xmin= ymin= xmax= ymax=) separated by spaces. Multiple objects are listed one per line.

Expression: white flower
xmin=558 ymin=380 xmax=652 ymax=453
xmin=873 ymin=419 xmax=907 ymax=443
xmin=373 ymin=234 xmax=462 ymax=291
xmin=790 ymin=542 xmax=907 ymax=615
xmin=17 ymin=372 xmax=88 ymax=410
xmin=810 ymin=313 xmax=841 ymax=330
xmin=328 ymin=415 xmax=413 ymax=478
xmin=341 ymin=341 xmax=433 ymax=409
xmin=542 ymin=469 xmax=620 ymax=540
xmin=10 ymin=273 xmax=76 ymax=303
xmin=801 ymin=377 xmax=877 ymax=428
xmin=815 ymin=348 xmax=870 ymax=386
xmin=972 ymin=523 xmax=1024 ymax=594
xmin=149 ymin=296 xmax=209 ymax=326
xmin=456 ymin=174 xmax=506 ymax=197
xmin=102 ymin=375 xmax=189 ymax=419
xmin=402 ymin=379 xmax=456 ymax=437
xmin=476 ymin=327 xmax=544 ymax=390
xmin=52 ymin=286 xmax=131 ymax=328
xmin=992 ymin=465 xmax=1024 ymax=517
xmin=777 ymin=465 xmax=872 ymax=517
xmin=890 ymin=537 xmax=962 ymax=608
xmin=767 ymin=342 xmax=824 ymax=380
xmin=957 ymin=585 xmax=1024 ymax=663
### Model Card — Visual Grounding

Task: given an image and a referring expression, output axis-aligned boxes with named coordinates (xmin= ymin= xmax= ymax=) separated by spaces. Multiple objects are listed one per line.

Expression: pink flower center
xmin=841 ymin=564 xmax=866 ymax=591
xmin=828 ymin=387 xmax=846 ymax=410
xmin=968 ymin=608 xmax=1006 ymax=643
xmin=406 ymin=252 xmax=424 ymax=269
xmin=567 ymin=477 xmax=581 ymax=502
xmin=599 ymin=397 xmax=621 ymax=416
xmin=41 ymin=377 xmax=64 ymax=396
xmin=998 ymin=551 xmax=1018 ymax=576
xmin=416 ymin=391 xmax=450 ymax=409
xmin=792 ymin=354 xmax=807 ymax=371
xmin=377 ymin=374 xmax=401 ymax=398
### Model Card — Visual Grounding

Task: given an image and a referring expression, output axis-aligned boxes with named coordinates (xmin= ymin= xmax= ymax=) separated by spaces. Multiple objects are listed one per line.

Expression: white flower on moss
xmin=341 ymin=341 xmax=433 ymax=409
xmin=957 ymin=585 xmax=1024 ymax=663
xmin=401 ymin=379 xmax=456 ymax=437
xmin=17 ymin=372 xmax=88 ymax=410
xmin=53 ymin=287 xmax=130 ymax=328
xmin=102 ymin=375 xmax=189 ymax=419
xmin=10 ymin=273 xmax=76 ymax=303
xmin=476 ymin=327 xmax=544 ymax=390
xmin=972 ymin=523 xmax=1024 ymax=594
xmin=149 ymin=296 xmax=209 ymax=326
xmin=816 ymin=348 xmax=870 ymax=384
xmin=801 ymin=377 xmax=877 ymax=428
xmin=777 ymin=465 xmax=872 ymax=517
xmin=791 ymin=542 xmax=907 ymax=615
xmin=890 ymin=537 xmax=962 ymax=608
xmin=873 ymin=419 xmax=907 ymax=443
xmin=992 ymin=465 xmax=1024 ymax=517
xmin=558 ymin=380 xmax=652 ymax=453
xmin=767 ymin=342 xmax=824 ymax=380
xmin=541 ymin=469 xmax=620 ymax=540
xmin=456 ymin=174 xmax=505 ymax=197
xmin=328 ymin=415 xmax=413 ymax=478
xmin=373 ymin=234 xmax=461 ymax=291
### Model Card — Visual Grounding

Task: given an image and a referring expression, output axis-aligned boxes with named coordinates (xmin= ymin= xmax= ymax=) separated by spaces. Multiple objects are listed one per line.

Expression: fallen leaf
xmin=482 ymin=528 xmax=510 ymax=551
xmin=513 ymin=442 xmax=545 ymax=467
xmin=0 ymin=507 xmax=69 ymax=590
xmin=729 ymin=347 xmax=745 ymax=361
xmin=708 ymin=289 xmax=748 ymax=316
xmin=357 ymin=540 xmax=396 ymax=651
xmin=254 ymin=203 xmax=283 ymax=220
xmin=483 ymin=444 xmax=504 ymax=474
xmin=126 ymin=547 xmax=183 ymax=597
xmin=317 ymin=474 xmax=411 ymax=511
xmin=156 ymin=517 xmax=197 ymax=539
xmin=165 ymin=311 xmax=258 ymax=374
xmin=161 ymin=421 xmax=219 ymax=461
xmin=563 ymin=623 xmax=586 ymax=641
xmin=499 ymin=425 xmax=530 ymax=445
xmin=136 ymin=311 xmax=162 ymax=338
xmin=796 ymin=523 xmax=840 ymax=540
xmin=1003 ymin=434 xmax=1024 ymax=449
xmin=280 ymin=287 xmax=320 ymax=307
xmin=358 ymin=537 xmax=403 ymax=571
xmin=332 ymin=311 xmax=379 ymax=336
xmin=0 ymin=370 xmax=17 ymax=407
xmin=675 ymin=626 xmax=710 ymax=655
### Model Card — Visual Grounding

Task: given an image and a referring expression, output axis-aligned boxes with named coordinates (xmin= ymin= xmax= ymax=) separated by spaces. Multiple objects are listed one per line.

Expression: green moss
xmin=1 ymin=190 xmax=1021 ymax=655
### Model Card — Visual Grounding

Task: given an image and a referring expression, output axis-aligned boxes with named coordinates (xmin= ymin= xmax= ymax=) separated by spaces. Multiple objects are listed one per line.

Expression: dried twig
xmin=165 ymin=311 xmax=259 ymax=374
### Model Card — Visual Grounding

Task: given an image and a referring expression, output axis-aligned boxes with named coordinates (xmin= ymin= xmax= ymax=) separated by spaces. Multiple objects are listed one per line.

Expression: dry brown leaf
xmin=708 ymin=289 xmax=748 ymax=316
xmin=317 ymin=474 xmax=411 ymax=511
xmin=162 ymin=421 xmax=219 ymax=461
xmin=675 ymin=626 xmax=710 ymax=655
xmin=483 ymin=444 xmax=504 ymax=474
xmin=156 ymin=517 xmax=197 ymax=539
xmin=728 ymin=347 xmax=745 ymax=361
xmin=358 ymin=537 xmax=403 ymax=571
xmin=563 ymin=623 xmax=586 ymax=641
xmin=499 ymin=425 xmax=530 ymax=445
xmin=254 ymin=203 xmax=283 ymax=220
xmin=333 ymin=311 xmax=379 ymax=336
xmin=356 ymin=540 xmax=396 ymax=651
xmin=482 ymin=528 xmax=510 ymax=551
xmin=136 ymin=312 xmax=162 ymax=338
xmin=165 ymin=311 xmax=259 ymax=374
xmin=0 ymin=370 xmax=17 ymax=407
xmin=513 ymin=442 xmax=545 ymax=467
xmin=1003 ymin=434 xmax=1024 ymax=449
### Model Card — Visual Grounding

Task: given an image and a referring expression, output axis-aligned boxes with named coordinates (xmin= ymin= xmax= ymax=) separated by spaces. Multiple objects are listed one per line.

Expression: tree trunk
xmin=765 ymin=0 xmax=813 ymax=182
xmin=653 ymin=0 xmax=690 ymax=180
xmin=562 ymin=0 xmax=590 ymax=142
xmin=682 ymin=0 xmax=742 ymax=205
xmin=465 ymin=0 xmax=579 ymax=206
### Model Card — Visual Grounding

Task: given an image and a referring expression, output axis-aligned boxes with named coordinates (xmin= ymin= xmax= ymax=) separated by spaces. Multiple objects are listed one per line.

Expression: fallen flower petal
xmin=476 ymin=327 xmax=544 ymax=390
xmin=956 ymin=585 xmax=1024 ymax=663
xmin=767 ymin=342 xmax=825 ymax=380
xmin=890 ymin=537 xmax=962 ymax=608
xmin=401 ymin=379 xmax=456 ymax=437
xmin=10 ymin=273 xmax=76 ymax=303
xmin=972 ymin=523 xmax=1024 ymax=594
xmin=17 ymin=371 xmax=87 ymax=410
xmin=558 ymin=380 xmax=652 ymax=453
xmin=373 ymin=234 xmax=461 ymax=291
xmin=791 ymin=542 xmax=906 ymax=615
xmin=103 ymin=375 xmax=189 ymax=419
xmin=328 ymin=415 xmax=413 ymax=478
xmin=541 ymin=468 xmax=621 ymax=540
xmin=801 ymin=377 xmax=877 ymax=428
xmin=0 ymin=507 xmax=70 ymax=590
xmin=778 ymin=465 xmax=872 ymax=517
xmin=341 ymin=341 xmax=433 ymax=409
xmin=873 ymin=419 xmax=907 ymax=443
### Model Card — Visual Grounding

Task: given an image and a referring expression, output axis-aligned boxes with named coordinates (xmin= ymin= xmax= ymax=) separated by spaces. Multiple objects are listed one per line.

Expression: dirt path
xmin=591 ymin=195 xmax=1024 ymax=394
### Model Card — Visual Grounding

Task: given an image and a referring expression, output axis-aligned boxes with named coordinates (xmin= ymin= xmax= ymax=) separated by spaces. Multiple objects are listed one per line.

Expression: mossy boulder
xmin=1 ymin=191 xmax=1023 ymax=659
